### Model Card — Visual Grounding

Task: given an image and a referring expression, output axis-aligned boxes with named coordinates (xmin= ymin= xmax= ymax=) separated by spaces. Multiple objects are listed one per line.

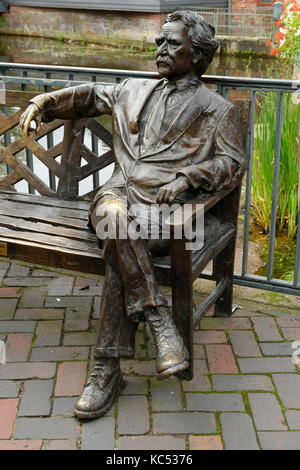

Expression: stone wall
xmin=0 ymin=6 xmax=168 ymax=48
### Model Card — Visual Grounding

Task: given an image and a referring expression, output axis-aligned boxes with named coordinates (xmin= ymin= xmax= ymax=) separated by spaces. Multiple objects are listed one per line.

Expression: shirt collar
xmin=160 ymin=76 xmax=200 ymax=92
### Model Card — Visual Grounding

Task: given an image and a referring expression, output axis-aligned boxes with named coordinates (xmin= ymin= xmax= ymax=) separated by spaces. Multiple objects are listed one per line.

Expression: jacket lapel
xmin=140 ymin=84 xmax=212 ymax=159
xmin=128 ymin=78 xmax=164 ymax=134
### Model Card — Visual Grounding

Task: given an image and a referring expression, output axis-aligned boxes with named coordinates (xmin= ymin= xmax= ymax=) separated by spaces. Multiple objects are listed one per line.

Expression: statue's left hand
xmin=20 ymin=103 xmax=42 ymax=138
xmin=156 ymin=176 xmax=189 ymax=204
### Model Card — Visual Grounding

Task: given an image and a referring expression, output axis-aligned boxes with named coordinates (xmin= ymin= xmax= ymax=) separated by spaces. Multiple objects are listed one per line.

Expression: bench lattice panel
xmin=0 ymin=90 xmax=114 ymax=199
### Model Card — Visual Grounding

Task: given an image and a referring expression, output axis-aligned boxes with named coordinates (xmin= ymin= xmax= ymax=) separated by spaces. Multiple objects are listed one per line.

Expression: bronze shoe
xmin=74 ymin=357 xmax=124 ymax=419
xmin=145 ymin=306 xmax=189 ymax=379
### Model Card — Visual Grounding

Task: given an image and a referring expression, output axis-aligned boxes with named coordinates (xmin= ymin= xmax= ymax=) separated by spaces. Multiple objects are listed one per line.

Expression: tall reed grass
xmin=251 ymin=91 xmax=300 ymax=239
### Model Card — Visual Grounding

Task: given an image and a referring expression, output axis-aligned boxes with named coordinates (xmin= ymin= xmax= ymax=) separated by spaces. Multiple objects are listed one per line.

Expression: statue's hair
xmin=165 ymin=10 xmax=219 ymax=77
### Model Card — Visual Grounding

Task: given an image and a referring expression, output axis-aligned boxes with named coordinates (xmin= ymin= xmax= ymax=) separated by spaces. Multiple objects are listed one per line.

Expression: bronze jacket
xmin=30 ymin=78 xmax=246 ymax=213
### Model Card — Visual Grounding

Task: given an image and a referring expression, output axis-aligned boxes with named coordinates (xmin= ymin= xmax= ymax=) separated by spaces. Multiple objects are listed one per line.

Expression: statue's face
xmin=155 ymin=20 xmax=196 ymax=80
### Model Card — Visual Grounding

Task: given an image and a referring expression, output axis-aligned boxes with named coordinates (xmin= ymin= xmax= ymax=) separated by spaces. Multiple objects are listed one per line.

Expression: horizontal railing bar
xmin=0 ymin=62 xmax=299 ymax=91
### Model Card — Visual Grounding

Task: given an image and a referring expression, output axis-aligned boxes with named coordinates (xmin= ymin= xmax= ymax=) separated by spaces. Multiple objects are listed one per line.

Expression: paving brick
xmin=81 ymin=417 xmax=115 ymax=450
xmin=193 ymin=344 xmax=205 ymax=359
xmin=64 ymin=306 xmax=91 ymax=331
xmin=207 ymin=345 xmax=238 ymax=373
xmin=92 ymin=296 xmax=101 ymax=318
xmin=121 ymin=376 xmax=148 ymax=395
xmin=0 ymin=362 xmax=56 ymax=379
xmin=6 ymin=333 xmax=33 ymax=362
xmin=182 ymin=359 xmax=211 ymax=392
xmin=0 ymin=398 xmax=18 ymax=438
xmin=248 ymin=393 xmax=287 ymax=430
xmin=0 ymin=380 xmax=20 ymax=397
xmin=45 ymin=296 xmax=93 ymax=308
xmin=120 ymin=359 xmax=156 ymax=376
xmin=43 ymin=440 xmax=78 ymax=450
xmin=212 ymin=375 xmax=274 ymax=391
xmin=7 ymin=262 xmax=30 ymax=277
xmin=0 ymin=298 xmax=18 ymax=319
xmin=189 ymin=435 xmax=223 ymax=450
xmin=153 ymin=412 xmax=216 ymax=434
xmin=276 ymin=317 xmax=300 ymax=327
xmin=63 ymin=332 xmax=97 ymax=346
xmin=281 ymin=328 xmax=300 ymax=340
xmin=194 ymin=330 xmax=227 ymax=344
xmin=200 ymin=317 xmax=251 ymax=330
xmin=52 ymin=397 xmax=77 ymax=416
xmin=285 ymin=410 xmax=300 ymax=429
xmin=15 ymin=308 xmax=65 ymax=320
xmin=272 ymin=374 xmax=300 ymax=408
xmin=118 ymin=395 xmax=149 ymax=435
xmin=220 ymin=413 xmax=259 ymax=450
xmin=34 ymin=320 xmax=62 ymax=346
xmin=18 ymin=379 xmax=53 ymax=417
xmin=55 ymin=362 xmax=87 ymax=396
xmin=118 ymin=436 xmax=186 ymax=450
xmin=252 ymin=317 xmax=282 ymax=341
xmin=14 ymin=417 xmax=80 ymax=439
xmin=0 ymin=440 xmax=42 ymax=450
xmin=21 ymin=287 xmax=47 ymax=308
xmin=238 ymin=358 xmax=295 ymax=373
xmin=4 ymin=277 xmax=53 ymax=286
xmin=0 ymin=321 xmax=35 ymax=333
xmin=186 ymin=392 xmax=244 ymax=411
xmin=31 ymin=346 xmax=89 ymax=362
xmin=258 ymin=431 xmax=300 ymax=450
xmin=0 ymin=287 xmax=20 ymax=297
xmin=48 ymin=276 xmax=74 ymax=296
xmin=151 ymin=377 xmax=182 ymax=412
xmin=0 ymin=261 xmax=10 ymax=272
xmin=229 ymin=330 xmax=261 ymax=357
xmin=260 ymin=341 xmax=294 ymax=356
xmin=32 ymin=269 xmax=60 ymax=277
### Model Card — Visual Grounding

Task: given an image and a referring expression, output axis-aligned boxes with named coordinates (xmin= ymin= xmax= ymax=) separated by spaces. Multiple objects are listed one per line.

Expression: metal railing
xmin=187 ymin=7 xmax=275 ymax=38
xmin=0 ymin=62 xmax=299 ymax=296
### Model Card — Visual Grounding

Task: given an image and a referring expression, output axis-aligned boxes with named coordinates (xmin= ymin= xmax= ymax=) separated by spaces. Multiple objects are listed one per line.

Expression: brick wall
xmin=0 ymin=6 xmax=168 ymax=48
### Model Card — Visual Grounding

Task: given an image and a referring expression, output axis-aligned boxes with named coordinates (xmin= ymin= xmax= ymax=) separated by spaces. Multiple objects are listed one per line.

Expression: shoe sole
xmin=157 ymin=360 xmax=189 ymax=380
xmin=74 ymin=375 xmax=125 ymax=420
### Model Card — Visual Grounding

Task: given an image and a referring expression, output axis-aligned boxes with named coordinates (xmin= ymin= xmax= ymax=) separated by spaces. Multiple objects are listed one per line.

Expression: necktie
xmin=143 ymin=83 xmax=176 ymax=150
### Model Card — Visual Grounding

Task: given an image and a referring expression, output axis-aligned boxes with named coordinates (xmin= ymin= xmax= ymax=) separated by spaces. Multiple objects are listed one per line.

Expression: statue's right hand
xmin=19 ymin=103 xmax=42 ymax=138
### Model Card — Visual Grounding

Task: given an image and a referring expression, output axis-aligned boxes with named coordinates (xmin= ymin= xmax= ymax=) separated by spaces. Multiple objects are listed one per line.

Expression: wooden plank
xmin=0 ymin=205 xmax=89 ymax=230
xmin=0 ymin=109 xmax=24 ymax=135
xmin=4 ymin=90 xmax=41 ymax=108
xmin=0 ymin=198 xmax=88 ymax=221
xmin=77 ymin=150 xmax=114 ymax=181
xmin=0 ymin=190 xmax=90 ymax=211
xmin=25 ymin=140 xmax=65 ymax=179
xmin=0 ymin=215 xmax=96 ymax=242
xmin=4 ymin=153 xmax=56 ymax=197
xmin=84 ymin=118 xmax=113 ymax=149
xmin=0 ymin=226 xmax=99 ymax=253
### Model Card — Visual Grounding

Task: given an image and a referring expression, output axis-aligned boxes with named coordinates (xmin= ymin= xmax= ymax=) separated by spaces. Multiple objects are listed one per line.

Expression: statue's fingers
xmin=35 ymin=114 xmax=42 ymax=134
xmin=22 ymin=109 xmax=36 ymax=138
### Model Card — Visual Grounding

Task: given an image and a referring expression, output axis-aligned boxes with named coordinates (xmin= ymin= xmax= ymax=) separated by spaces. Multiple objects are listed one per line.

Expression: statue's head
xmin=155 ymin=10 xmax=219 ymax=79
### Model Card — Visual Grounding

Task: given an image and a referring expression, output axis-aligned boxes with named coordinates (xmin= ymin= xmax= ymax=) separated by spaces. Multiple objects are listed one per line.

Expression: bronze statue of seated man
xmin=20 ymin=10 xmax=245 ymax=420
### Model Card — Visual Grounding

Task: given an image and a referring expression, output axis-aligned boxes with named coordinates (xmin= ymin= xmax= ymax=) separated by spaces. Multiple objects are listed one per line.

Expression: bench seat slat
xmin=0 ymin=226 xmax=100 ymax=253
xmin=0 ymin=190 xmax=91 ymax=211
xmin=0 ymin=215 xmax=96 ymax=242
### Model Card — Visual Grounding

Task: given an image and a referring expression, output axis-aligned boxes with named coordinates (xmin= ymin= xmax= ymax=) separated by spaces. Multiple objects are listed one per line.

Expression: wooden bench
xmin=0 ymin=89 xmax=250 ymax=380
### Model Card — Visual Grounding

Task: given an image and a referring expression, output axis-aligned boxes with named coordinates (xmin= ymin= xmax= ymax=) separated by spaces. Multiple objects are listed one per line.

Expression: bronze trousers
xmin=89 ymin=191 xmax=170 ymax=359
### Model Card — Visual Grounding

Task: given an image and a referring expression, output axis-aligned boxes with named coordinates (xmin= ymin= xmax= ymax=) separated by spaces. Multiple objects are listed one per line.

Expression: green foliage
xmin=251 ymin=92 xmax=300 ymax=239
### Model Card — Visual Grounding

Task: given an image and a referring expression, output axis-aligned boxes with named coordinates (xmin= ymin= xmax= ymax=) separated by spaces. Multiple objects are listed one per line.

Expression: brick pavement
xmin=0 ymin=257 xmax=300 ymax=450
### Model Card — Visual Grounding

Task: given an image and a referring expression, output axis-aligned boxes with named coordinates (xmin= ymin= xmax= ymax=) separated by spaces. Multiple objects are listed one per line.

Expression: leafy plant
xmin=251 ymin=91 xmax=300 ymax=238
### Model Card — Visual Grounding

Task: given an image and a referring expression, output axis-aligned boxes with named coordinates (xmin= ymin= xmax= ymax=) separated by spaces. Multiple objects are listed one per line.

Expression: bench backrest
xmin=0 ymin=90 xmax=250 ymax=201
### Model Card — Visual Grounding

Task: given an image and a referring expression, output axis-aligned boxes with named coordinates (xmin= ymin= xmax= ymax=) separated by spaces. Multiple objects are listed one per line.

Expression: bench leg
xmin=213 ymin=236 xmax=235 ymax=318
xmin=170 ymin=238 xmax=193 ymax=381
